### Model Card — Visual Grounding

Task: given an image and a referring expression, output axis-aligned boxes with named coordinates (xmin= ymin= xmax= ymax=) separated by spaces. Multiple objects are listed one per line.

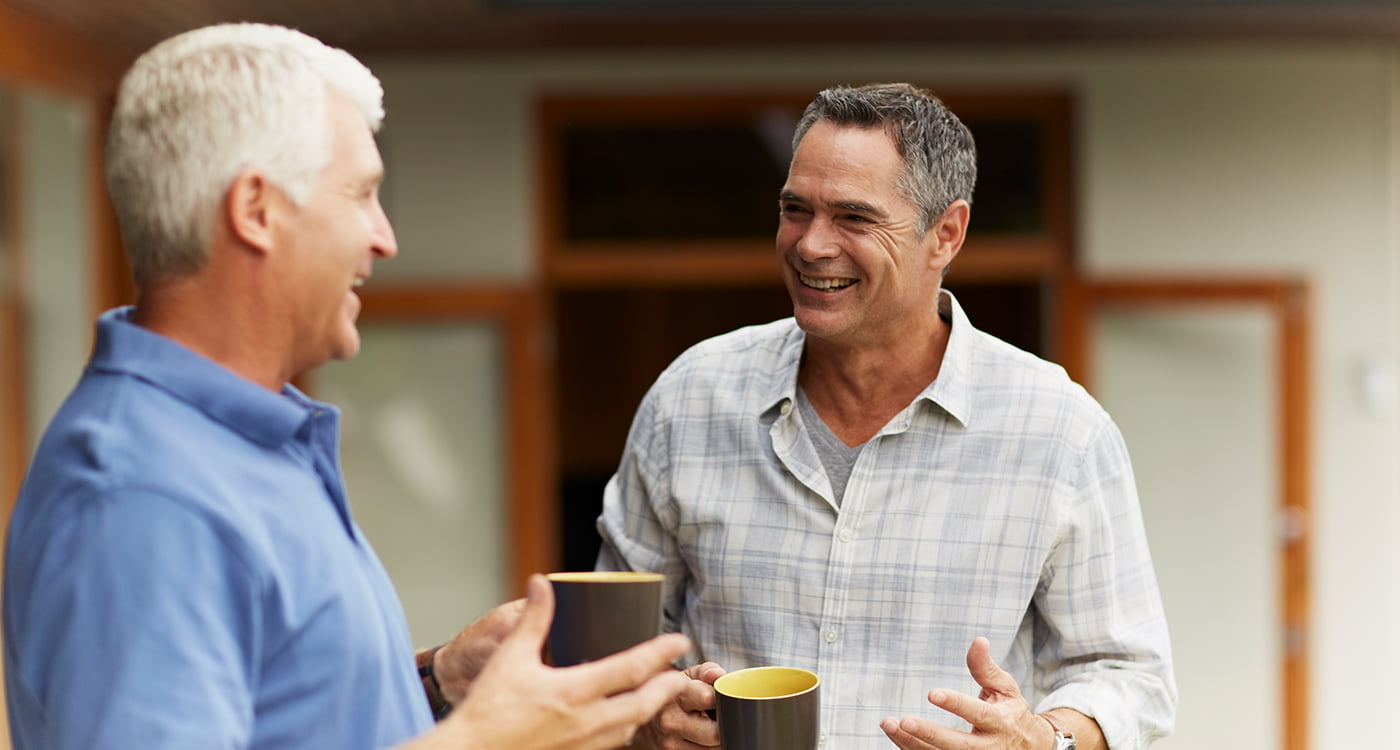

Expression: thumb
xmin=966 ymin=637 xmax=1019 ymax=699
xmin=495 ymin=574 xmax=554 ymax=663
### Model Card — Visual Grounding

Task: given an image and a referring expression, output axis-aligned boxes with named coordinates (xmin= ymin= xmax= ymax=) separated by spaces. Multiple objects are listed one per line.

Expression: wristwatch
xmin=1041 ymin=714 xmax=1076 ymax=750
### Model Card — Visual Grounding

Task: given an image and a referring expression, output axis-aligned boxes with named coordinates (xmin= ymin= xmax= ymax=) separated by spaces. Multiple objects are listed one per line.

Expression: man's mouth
xmin=799 ymin=273 xmax=856 ymax=291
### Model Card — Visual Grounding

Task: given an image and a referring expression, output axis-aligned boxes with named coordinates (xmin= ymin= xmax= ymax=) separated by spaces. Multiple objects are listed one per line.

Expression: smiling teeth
xmin=800 ymin=274 xmax=855 ymax=290
xmin=352 ymin=278 xmax=365 ymax=288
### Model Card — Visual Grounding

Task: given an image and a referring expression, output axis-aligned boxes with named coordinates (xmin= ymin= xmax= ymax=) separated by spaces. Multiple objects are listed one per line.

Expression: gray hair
xmin=105 ymin=23 xmax=385 ymax=285
xmin=791 ymin=83 xmax=977 ymax=234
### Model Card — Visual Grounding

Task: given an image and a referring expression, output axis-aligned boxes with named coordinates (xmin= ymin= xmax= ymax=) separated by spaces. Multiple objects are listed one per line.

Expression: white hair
xmin=105 ymin=23 xmax=385 ymax=285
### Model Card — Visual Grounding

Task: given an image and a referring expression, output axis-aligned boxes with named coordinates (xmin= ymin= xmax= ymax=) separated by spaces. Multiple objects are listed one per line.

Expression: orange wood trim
xmin=1071 ymin=278 xmax=1301 ymax=304
xmin=545 ymin=236 xmax=1064 ymax=288
xmin=954 ymin=236 xmax=1067 ymax=282
xmin=1277 ymin=283 xmax=1310 ymax=750
xmin=1058 ymin=275 xmax=1091 ymax=385
xmin=359 ymin=283 xmax=557 ymax=596
xmin=1058 ymin=274 xmax=1310 ymax=750
xmin=1 ymin=85 xmax=21 ymax=750
xmin=507 ymin=288 xmax=557 ymax=594
xmin=548 ymin=246 xmax=778 ymax=287
xmin=0 ymin=3 xmax=129 ymax=96
xmin=0 ymin=92 xmax=23 ymax=504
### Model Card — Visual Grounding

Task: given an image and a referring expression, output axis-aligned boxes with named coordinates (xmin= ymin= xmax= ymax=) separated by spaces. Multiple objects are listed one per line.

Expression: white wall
xmin=367 ymin=42 xmax=1400 ymax=749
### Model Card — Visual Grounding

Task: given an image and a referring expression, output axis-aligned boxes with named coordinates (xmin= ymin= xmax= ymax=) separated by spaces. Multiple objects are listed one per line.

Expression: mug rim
xmin=714 ymin=666 xmax=821 ymax=700
xmin=546 ymin=571 xmax=665 ymax=583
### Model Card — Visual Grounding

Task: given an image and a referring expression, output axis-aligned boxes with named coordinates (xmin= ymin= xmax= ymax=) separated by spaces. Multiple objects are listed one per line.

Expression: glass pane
xmin=21 ymin=92 xmax=92 ymax=449
xmin=317 ymin=322 xmax=507 ymax=647
xmin=562 ymin=112 xmax=797 ymax=243
xmin=964 ymin=118 xmax=1045 ymax=233
xmin=944 ymin=281 xmax=1046 ymax=357
xmin=555 ymin=285 xmax=791 ymax=570
xmin=555 ymin=107 xmax=1048 ymax=243
xmin=1093 ymin=307 xmax=1279 ymax=750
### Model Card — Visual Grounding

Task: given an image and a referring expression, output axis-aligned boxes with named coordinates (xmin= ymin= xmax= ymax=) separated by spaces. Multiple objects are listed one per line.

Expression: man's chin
xmin=329 ymin=329 xmax=363 ymax=362
xmin=793 ymin=309 xmax=847 ymax=340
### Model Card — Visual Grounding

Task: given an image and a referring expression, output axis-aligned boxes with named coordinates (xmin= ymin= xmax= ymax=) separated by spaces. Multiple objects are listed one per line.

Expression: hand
xmin=432 ymin=595 xmax=527 ymax=703
xmin=429 ymin=574 xmax=691 ymax=750
xmin=879 ymin=637 xmax=1053 ymax=750
xmin=630 ymin=662 xmax=725 ymax=750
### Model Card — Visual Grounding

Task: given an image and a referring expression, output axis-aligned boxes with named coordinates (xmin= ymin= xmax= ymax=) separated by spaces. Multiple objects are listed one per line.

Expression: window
xmin=539 ymin=89 xmax=1075 ymax=569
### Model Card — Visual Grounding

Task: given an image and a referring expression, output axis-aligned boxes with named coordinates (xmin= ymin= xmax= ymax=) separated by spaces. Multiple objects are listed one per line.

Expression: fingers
xmin=578 ymin=632 xmax=691 ymax=698
xmin=491 ymin=574 xmax=554 ymax=665
xmin=878 ymin=716 xmax=939 ymax=750
xmin=671 ymin=670 xmax=719 ymax=714
xmin=483 ymin=596 xmax=527 ymax=632
xmin=578 ymin=670 xmax=692 ymax=750
xmin=925 ymin=687 xmax=992 ymax=730
xmin=682 ymin=661 xmax=726 ymax=686
xmin=964 ymin=636 xmax=1019 ymax=701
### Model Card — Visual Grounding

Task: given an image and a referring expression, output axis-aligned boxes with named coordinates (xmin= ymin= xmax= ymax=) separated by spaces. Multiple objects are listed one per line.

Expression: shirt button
xmin=819 ymin=733 xmax=828 ymax=746
xmin=824 ymin=628 xmax=839 ymax=644
xmin=837 ymin=528 xmax=852 ymax=543
xmin=780 ymin=400 xmax=792 ymax=415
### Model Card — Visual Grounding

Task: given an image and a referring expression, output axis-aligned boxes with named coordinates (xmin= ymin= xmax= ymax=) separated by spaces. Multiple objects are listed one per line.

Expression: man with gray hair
xmin=4 ymin=23 xmax=688 ymax=750
xmin=598 ymin=83 xmax=1176 ymax=750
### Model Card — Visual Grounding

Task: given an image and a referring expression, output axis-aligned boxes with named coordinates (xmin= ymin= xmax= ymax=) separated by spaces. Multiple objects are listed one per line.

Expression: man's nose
xmin=372 ymin=201 xmax=398 ymax=259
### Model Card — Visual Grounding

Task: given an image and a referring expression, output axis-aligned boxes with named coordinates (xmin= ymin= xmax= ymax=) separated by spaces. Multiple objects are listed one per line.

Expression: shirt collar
xmin=88 ymin=307 xmax=327 ymax=448
xmin=756 ymin=289 xmax=974 ymax=427
xmin=919 ymin=289 xmax=972 ymax=427
xmin=758 ymin=321 xmax=807 ymax=417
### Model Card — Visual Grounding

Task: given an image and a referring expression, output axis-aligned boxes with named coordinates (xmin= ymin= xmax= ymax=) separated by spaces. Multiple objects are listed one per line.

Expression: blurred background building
xmin=2 ymin=2 xmax=1398 ymax=749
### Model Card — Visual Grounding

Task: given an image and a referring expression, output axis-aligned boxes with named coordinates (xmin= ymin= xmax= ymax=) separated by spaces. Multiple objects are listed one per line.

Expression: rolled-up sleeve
xmin=1033 ymin=420 xmax=1177 ymax=750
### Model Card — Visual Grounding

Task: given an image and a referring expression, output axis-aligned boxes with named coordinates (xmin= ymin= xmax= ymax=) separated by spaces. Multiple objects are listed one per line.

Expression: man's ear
xmin=928 ymin=199 xmax=970 ymax=273
xmin=224 ymin=168 xmax=278 ymax=256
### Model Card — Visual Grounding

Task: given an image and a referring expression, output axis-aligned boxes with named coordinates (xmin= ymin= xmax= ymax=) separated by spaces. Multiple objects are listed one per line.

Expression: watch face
xmin=1055 ymin=734 xmax=1077 ymax=750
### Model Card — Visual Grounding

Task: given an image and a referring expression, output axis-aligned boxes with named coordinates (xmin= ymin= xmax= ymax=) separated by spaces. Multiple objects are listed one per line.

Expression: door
xmin=1063 ymin=278 xmax=1310 ymax=750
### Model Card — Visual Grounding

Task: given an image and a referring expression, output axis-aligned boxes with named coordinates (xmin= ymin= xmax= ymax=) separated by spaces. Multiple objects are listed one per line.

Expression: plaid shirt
xmin=598 ymin=291 xmax=1176 ymax=750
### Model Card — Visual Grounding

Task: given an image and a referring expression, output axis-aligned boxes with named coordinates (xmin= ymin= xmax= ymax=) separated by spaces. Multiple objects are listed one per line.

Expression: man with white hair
xmin=3 ymin=23 xmax=688 ymax=750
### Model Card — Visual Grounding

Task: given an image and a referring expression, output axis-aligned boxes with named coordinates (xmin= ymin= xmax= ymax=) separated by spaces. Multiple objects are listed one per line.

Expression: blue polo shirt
xmin=4 ymin=307 xmax=432 ymax=749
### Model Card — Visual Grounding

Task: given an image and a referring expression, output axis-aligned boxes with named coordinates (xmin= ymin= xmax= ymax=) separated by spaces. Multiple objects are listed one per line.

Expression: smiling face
xmin=276 ymin=89 xmax=397 ymax=373
xmin=777 ymin=120 xmax=960 ymax=351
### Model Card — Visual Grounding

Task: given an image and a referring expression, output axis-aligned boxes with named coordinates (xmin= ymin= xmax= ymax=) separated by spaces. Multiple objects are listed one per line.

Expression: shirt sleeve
xmin=9 ymin=488 xmax=261 ymax=750
xmin=1033 ymin=419 xmax=1178 ymax=750
xmin=594 ymin=384 xmax=693 ymax=638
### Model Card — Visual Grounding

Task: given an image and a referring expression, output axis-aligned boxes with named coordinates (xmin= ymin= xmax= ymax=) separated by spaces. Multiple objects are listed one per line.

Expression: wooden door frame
xmin=0 ymin=91 xmax=22 ymax=503
xmin=1060 ymin=275 xmax=1311 ymax=750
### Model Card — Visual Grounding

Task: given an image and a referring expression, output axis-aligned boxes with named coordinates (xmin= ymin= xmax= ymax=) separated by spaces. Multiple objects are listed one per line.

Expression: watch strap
xmin=416 ymin=645 xmax=453 ymax=721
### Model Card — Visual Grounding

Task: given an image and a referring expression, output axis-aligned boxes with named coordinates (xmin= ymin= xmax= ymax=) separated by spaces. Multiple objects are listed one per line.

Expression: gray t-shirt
xmin=795 ymin=385 xmax=864 ymax=507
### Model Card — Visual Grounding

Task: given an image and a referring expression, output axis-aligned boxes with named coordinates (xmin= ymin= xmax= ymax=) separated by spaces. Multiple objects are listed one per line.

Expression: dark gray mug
xmin=546 ymin=571 xmax=664 ymax=666
xmin=714 ymin=666 xmax=821 ymax=750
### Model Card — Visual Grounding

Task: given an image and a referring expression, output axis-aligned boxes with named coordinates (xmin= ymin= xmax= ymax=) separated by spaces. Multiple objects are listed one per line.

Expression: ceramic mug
xmin=714 ymin=666 xmax=821 ymax=750
xmin=546 ymin=571 xmax=664 ymax=666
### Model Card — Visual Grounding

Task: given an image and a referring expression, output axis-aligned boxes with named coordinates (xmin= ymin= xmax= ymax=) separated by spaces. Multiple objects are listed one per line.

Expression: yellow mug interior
xmin=715 ymin=666 xmax=820 ymax=700
xmin=546 ymin=571 xmax=664 ymax=583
